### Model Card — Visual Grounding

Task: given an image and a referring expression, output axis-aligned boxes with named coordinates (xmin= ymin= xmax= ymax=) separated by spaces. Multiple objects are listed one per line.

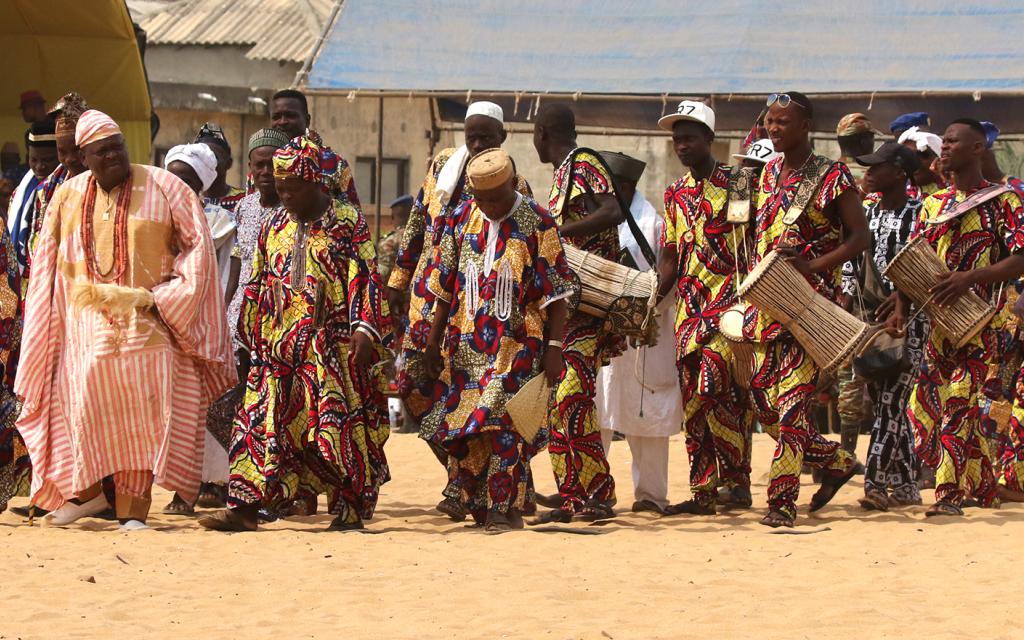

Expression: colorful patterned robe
xmin=743 ymin=156 xmax=856 ymax=343
xmin=389 ymin=147 xmax=531 ymax=419
xmin=0 ymin=226 xmax=23 ymax=508
xmin=228 ymin=199 xmax=393 ymax=521
xmin=421 ymin=195 xmax=574 ymax=522
xmin=15 ymin=164 xmax=237 ymax=510
xmin=907 ymin=183 xmax=1024 ymax=507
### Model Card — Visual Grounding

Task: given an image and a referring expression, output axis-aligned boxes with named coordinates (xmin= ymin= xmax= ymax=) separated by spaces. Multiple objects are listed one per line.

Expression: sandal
xmin=809 ymin=462 xmax=858 ymax=512
xmin=579 ymin=500 xmax=615 ymax=522
xmin=196 ymin=483 xmax=227 ymax=509
xmin=720 ymin=485 xmax=753 ymax=509
xmin=436 ymin=497 xmax=467 ymax=522
xmin=664 ymin=499 xmax=716 ymax=516
xmin=9 ymin=505 xmax=50 ymax=519
xmin=528 ymin=508 xmax=573 ymax=525
xmin=925 ymin=501 xmax=964 ymax=517
xmin=630 ymin=499 xmax=665 ymax=515
xmin=197 ymin=509 xmax=257 ymax=532
xmin=327 ymin=516 xmax=365 ymax=532
xmin=858 ymin=490 xmax=890 ymax=512
xmin=484 ymin=511 xmax=513 ymax=534
xmin=759 ymin=510 xmax=794 ymax=528
xmin=161 ymin=494 xmax=195 ymax=516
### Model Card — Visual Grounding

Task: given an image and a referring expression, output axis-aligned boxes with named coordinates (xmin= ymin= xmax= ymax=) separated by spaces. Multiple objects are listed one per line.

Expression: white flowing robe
xmin=595 ymin=191 xmax=683 ymax=438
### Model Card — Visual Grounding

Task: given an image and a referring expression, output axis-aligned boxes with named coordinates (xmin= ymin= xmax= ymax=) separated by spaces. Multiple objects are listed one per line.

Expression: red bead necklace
xmin=81 ymin=172 xmax=133 ymax=283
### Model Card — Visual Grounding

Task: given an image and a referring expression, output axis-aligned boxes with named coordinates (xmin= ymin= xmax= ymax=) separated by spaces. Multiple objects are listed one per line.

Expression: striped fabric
xmin=15 ymin=164 xmax=236 ymax=510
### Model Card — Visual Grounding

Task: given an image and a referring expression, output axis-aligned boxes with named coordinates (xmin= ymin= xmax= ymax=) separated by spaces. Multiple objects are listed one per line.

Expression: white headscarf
xmin=435 ymin=101 xmax=505 ymax=204
xmin=164 ymin=143 xmax=219 ymax=192
xmin=898 ymin=126 xmax=942 ymax=158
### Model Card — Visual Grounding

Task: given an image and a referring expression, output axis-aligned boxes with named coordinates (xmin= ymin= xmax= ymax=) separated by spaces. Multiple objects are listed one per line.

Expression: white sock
xmin=119 ymin=519 xmax=149 ymax=531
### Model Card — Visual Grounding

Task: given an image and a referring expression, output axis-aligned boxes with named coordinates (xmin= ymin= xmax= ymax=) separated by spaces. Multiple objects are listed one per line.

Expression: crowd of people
xmin=0 ymin=84 xmax=1022 ymax=533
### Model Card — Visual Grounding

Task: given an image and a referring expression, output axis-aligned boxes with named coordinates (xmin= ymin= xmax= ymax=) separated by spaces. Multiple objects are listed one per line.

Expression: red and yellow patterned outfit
xmin=421 ymin=195 xmax=574 ymax=523
xmin=908 ymin=182 xmax=1024 ymax=508
xmin=745 ymin=155 xmax=857 ymax=520
xmin=228 ymin=200 xmax=393 ymax=524
xmin=662 ymin=162 xmax=752 ymax=505
xmin=546 ymin=149 xmax=620 ymax=513
xmin=389 ymin=148 xmax=530 ymax=504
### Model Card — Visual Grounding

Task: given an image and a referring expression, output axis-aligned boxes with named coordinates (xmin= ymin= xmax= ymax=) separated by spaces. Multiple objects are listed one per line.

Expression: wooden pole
xmin=375 ymin=95 xmax=384 ymax=240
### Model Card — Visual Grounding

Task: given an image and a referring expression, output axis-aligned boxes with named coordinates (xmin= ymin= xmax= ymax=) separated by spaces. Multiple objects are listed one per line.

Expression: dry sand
xmin=1 ymin=431 xmax=1021 ymax=640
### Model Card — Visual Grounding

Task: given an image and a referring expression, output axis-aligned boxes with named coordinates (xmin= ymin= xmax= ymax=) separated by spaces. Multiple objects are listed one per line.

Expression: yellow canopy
xmin=0 ymin=0 xmax=152 ymax=165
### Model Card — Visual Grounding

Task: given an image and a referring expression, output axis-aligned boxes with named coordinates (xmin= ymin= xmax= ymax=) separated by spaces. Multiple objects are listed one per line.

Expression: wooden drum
xmin=719 ymin=303 xmax=754 ymax=389
xmin=883 ymin=235 xmax=995 ymax=348
xmin=564 ymin=244 xmax=658 ymax=337
xmin=737 ymin=250 xmax=871 ymax=375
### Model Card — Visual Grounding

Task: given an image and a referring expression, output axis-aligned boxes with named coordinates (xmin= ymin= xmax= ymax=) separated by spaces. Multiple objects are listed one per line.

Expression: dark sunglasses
xmin=195 ymin=122 xmax=226 ymax=143
xmin=766 ymin=93 xmax=808 ymax=111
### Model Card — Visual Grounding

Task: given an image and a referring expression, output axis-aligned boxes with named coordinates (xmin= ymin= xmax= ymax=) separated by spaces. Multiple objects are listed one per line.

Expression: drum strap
xmin=781 ymin=154 xmax=834 ymax=225
xmin=726 ymin=166 xmax=757 ymax=224
xmin=925 ymin=183 xmax=1011 ymax=226
xmin=558 ymin=147 xmax=657 ymax=269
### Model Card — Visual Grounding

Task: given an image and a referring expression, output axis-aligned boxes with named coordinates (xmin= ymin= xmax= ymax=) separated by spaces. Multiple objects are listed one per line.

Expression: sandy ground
xmin=1 ymin=431 xmax=1021 ymax=640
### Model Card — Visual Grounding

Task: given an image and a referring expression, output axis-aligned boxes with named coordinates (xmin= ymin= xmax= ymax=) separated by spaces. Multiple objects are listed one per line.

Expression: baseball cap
xmin=658 ymin=100 xmax=715 ymax=134
xmin=837 ymin=113 xmax=882 ymax=137
xmin=854 ymin=141 xmax=920 ymax=173
xmin=731 ymin=139 xmax=778 ymax=165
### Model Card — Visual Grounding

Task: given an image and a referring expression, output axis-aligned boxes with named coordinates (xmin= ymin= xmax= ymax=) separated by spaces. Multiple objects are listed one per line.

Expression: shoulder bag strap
xmin=561 ymin=147 xmax=657 ymax=268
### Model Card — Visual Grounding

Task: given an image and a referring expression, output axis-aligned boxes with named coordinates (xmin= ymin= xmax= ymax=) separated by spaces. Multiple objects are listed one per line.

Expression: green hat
xmin=247 ymin=128 xmax=290 ymax=155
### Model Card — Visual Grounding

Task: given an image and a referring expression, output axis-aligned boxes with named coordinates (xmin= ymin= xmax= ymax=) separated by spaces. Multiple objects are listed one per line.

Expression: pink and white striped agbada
xmin=14 ymin=155 xmax=236 ymax=509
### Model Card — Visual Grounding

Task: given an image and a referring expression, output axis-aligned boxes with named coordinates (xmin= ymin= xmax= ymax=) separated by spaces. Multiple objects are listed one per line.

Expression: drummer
xmin=746 ymin=91 xmax=868 ymax=528
xmin=886 ymin=118 xmax=1024 ymax=518
xmin=655 ymin=101 xmax=754 ymax=515
xmin=531 ymin=103 xmax=624 ymax=523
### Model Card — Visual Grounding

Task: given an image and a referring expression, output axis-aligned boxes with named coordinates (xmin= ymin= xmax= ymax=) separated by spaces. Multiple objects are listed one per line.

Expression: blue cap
xmin=981 ymin=121 xmax=1000 ymax=149
xmin=889 ymin=112 xmax=930 ymax=134
xmin=389 ymin=194 xmax=414 ymax=208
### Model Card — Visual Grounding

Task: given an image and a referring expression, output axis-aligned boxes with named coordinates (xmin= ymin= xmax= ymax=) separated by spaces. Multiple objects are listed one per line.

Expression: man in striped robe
xmin=14 ymin=110 xmax=235 ymax=530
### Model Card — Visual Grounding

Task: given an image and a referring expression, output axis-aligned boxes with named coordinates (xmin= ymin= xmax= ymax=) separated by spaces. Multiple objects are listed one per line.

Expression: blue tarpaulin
xmin=308 ymin=1 xmax=1024 ymax=94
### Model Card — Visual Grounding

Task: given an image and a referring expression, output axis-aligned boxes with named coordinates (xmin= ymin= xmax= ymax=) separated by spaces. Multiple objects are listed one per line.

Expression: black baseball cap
xmin=855 ymin=141 xmax=920 ymax=173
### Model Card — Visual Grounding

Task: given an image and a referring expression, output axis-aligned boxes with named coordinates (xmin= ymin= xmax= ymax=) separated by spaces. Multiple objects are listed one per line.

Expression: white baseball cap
xmin=658 ymin=100 xmax=715 ymax=133
xmin=731 ymin=139 xmax=779 ymax=165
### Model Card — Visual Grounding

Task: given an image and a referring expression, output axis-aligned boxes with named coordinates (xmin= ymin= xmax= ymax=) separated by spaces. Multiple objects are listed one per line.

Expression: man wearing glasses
xmin=744 ymin=91 xmax=868 ymax=528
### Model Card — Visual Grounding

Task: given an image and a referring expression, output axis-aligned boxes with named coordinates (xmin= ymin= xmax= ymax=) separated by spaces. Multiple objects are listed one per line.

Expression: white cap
xmin=731 ymin=139 xmax=779 ymax=165
xmin=898 ymin=126 xmax=942 ymax=157
xmin=466 ymin=101 xmax=503 ymax=125
xmin=658 ymin=100 xmax=715 ymax=133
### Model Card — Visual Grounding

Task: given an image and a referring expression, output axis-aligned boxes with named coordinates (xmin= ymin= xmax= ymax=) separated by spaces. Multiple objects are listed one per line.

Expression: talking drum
xmin=563 ymin=244 xmax=658 ymax=337
xmin=719 ymin=303 xmax=754 ymax=388
xmin=883 ymin=235 xmax=995 ymax=348
xmin=737 ymin=250 xmax=871 ymax=375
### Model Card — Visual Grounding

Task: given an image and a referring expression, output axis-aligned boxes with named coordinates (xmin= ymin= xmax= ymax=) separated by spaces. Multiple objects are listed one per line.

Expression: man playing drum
xmin=886 ymin=119 xmax=1024 ymax=518
xmin=532 ymin=103 xmax=624 ymax=522
xmin=655 ymin=101 xmax=754 ymax=515
xmin=746 ymin=92 xmax=868 ymax=528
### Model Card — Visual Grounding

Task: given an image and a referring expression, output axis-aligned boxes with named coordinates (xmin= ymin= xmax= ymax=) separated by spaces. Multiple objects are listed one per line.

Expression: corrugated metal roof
xmin=140 ymin=0 xmax=335 ymax=63
xmin=307 ymin=0 xmax=1024 ymax=94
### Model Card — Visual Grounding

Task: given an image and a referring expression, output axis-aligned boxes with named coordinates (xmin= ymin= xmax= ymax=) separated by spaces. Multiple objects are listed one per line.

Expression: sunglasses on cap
xmin=766 ymin=93 xmax=808 ymax=111
xmin=194 ymin=122 xmax=226 ymax=143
